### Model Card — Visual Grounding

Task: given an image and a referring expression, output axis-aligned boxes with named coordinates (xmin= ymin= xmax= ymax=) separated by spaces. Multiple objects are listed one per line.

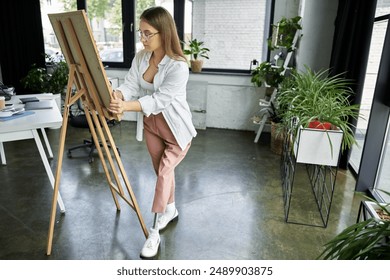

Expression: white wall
xmin=272 ymin=0 xmax=338 ymax=72
xmin=192 ymin=0 xmax=267 ymax=69
xmin=274 ymin=0 xmax=300 ymax=23
xmin=296 ymin=0 xmax=338 ymax=72
xmin=188 ymin=74 xmax=263 ymax=131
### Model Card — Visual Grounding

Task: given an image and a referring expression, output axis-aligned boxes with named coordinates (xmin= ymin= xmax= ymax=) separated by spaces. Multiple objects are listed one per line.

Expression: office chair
xmin=67 ymin=99 xmax=120 ymax=163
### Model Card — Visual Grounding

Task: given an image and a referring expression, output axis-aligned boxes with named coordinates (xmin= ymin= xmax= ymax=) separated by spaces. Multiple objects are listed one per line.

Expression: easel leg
xmin=99 ymin=113 xmax=149 ymax=238
xmin=46 ymin=72 xmax=74 ymax=255
xmin=83 ymin=106 xmax=149 ymax=239
xmin=83 ymin=107 xmax=121 ymax=210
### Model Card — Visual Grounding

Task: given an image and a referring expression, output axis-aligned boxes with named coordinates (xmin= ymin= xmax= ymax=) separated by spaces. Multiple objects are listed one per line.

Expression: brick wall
xmin=192 ymin=0 xmax=267 ymax=70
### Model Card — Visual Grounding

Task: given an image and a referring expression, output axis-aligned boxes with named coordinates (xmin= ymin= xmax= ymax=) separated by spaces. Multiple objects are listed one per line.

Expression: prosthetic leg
xmin=140 ymin=213 xmax=161 ymax=259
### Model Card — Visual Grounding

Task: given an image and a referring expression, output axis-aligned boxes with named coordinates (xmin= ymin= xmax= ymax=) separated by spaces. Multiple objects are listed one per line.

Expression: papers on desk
xmin=0 ymin=106 xmax=25 ymax=117
xmin=0 ymin=110 xmax=35 ymax=121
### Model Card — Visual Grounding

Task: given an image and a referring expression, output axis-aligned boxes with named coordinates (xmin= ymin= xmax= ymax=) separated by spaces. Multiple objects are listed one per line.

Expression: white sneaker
xmin=140 ymin=228 xmax=160 ymax=258
xmin=157 ymin=208 xmax=179 ymax=230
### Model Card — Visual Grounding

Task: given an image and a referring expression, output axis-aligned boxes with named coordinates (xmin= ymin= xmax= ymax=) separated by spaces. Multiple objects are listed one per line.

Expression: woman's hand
xmin=109 ymin=90 xmax=124 ymax=114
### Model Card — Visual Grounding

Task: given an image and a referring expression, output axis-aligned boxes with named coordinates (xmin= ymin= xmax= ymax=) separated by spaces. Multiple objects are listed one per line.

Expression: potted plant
xmin=268 ymin=16 xmax=302 ymax=52
xmin=182 ymin=38 xmax=210 ymax=73
xmin=251 ymin=64 xmax=291 ymax=154
xmin=318 ymin=190 xmax=390 ymax=260
xmin=268 ymin=100 xmax=286 ymax=155
xmin=251 ymin=61 xmax=284 ymax=99
xmin=277 ymin=67 xmax=361 ymax=164
xmin=263 ymin=72 xmax=297 ymax=155
xmin=21 ymin=54 xmax=69 ymax=95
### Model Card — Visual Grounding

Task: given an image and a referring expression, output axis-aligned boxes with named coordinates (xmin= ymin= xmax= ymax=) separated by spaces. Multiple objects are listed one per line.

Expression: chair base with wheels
xmin=67 ymin=113 xmax=120 ymax=163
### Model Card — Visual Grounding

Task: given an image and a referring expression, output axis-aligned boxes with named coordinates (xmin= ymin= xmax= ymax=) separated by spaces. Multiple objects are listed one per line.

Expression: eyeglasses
xmin=138 ymin=30 xmax=159 ymax=41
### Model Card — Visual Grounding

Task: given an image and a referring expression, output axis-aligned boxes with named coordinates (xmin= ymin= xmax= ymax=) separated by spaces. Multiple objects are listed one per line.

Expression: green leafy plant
xmin=251 ymin=61 xmax=284 ymax=88
xmin=260 ymin=68 xmax=297 ymax=126
xmin=318 ymin=190 xmax=390 ymax=260
xmin=182 ymin=38 xmax=210 ymax=61
xmin=277 ymin=66 xmax=361 ymax=151
xmin=21 ymin=64 xmax=49 ymax=93
xmin=268 ymin=16 xmax=302 ymax=52
xmin=21 ymin=54 xmax=68 ymax=95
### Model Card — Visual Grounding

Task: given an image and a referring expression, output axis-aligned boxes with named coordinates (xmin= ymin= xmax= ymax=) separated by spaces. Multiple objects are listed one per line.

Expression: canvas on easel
xmin=46 ymin=10 xmax=148 ymax=255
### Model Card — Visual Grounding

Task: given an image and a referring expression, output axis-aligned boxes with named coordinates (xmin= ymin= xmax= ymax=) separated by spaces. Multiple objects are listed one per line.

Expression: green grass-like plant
xmin=277 ymin=66 xmax=361 ymax=151
xmin=318 ymin=190 xmax=390 ymax=260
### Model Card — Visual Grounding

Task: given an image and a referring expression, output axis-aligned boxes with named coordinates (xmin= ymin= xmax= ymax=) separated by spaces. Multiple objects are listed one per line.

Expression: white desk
xmin=0 ymin=94 xmax=65 ymax=212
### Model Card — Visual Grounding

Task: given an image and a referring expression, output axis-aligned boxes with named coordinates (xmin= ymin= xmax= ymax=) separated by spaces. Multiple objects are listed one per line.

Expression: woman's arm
xmin=109 ymin=90 xmax=142 ymax=114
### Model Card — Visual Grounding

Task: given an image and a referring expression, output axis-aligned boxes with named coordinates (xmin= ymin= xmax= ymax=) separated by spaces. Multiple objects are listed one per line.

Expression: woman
xmin=108 ymin=6 xmax=197 ymax=258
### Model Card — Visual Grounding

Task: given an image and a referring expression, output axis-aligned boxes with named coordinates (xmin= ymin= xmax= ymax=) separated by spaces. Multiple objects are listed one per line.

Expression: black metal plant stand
xmin=281 ymin=129 xmax=339 ymax=228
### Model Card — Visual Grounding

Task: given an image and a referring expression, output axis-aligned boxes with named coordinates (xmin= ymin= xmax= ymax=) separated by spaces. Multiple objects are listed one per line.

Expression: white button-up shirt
xmin=116 ymin=50 xmax=197 ymax=150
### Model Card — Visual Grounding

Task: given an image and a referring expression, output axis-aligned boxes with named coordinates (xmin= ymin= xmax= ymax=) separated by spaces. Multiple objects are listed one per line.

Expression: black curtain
xmin=329 ymin=0 xmax=377 ymax=169
xmin=0 ymin=0 xmax=45 ymax=93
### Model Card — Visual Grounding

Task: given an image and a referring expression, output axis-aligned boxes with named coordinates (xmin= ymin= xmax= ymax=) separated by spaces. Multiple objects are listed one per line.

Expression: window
xmin=371 ymin=1 xmax=390 ymax=202
xmin=354 ymin=0 xmax=390 ymax=203
xmin=86 ymin=0 xmax=124 ymax=61
xmin=187 ymin=0 xmax=268 ymax=71
xmin=375 ymin=119 xmax=390 ymax=201
xmin=349 ymin=19 xmax=388 ymax=172
xmin=41 ymin=0 xmax=271 ymax=73
xmin=349 ymin=1 xmax=390 ymax=173
xmin=40 ymin=0 xmax=74 ymax=63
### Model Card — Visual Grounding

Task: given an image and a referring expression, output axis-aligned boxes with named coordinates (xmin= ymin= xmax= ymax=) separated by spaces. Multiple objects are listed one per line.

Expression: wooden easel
xmin=46 ymin=11 xmax=148 ymax=255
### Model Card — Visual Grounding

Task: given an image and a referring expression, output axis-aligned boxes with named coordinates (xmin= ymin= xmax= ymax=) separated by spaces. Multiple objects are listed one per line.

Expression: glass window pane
xmin=375 ymin=119 xmax=390 ymax=202
xmin=376 ymin=0 xmax=390 ymax=17
xmin=187 ymin=0 xmax=267 ymax=70
xmin=87 ymin=0 xmax=123 ymax=62
xmin=349 ymin=20 xmax=388 ymax=171
xmin=135 ymin=0 xmax=174 ymax=54
xmin=41 ymin=0 xmax=75 ymax=62
xmin=184 ymin=0 xmax=192 ymax=43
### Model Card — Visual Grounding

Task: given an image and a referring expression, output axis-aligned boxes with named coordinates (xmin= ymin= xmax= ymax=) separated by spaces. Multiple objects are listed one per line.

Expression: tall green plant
xmin=277 ymin=67 xmax=361 ymax=151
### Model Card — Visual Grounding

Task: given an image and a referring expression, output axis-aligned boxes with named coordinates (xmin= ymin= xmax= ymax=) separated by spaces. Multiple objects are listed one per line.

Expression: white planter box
xmin=365 ymin=201 xmax=390 ymax=220
xmin=293 ymin=126 xmax=343 ymax=166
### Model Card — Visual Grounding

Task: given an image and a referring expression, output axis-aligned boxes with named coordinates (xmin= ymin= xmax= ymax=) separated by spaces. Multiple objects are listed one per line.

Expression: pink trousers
xmin=143 ymin=113 xmax=191 ymax=213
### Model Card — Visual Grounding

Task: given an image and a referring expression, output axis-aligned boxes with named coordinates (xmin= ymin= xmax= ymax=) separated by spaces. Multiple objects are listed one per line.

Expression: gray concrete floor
xmin=0 ymin=121 xmax=362 ymax=260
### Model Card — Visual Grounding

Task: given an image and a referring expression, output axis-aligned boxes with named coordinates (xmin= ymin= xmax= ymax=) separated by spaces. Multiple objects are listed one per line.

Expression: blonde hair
xmin=140 ymin=6 xmax=186 ymax=61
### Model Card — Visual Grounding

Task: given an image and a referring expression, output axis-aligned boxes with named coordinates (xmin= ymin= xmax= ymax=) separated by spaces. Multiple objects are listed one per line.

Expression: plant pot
xmin=265 ymin=87 xmax=275 ymax=101
xmin=271 ymin=121 xmax=284 ymax=155
xmin=365 ymin=201 xmax=390 ymax=221
xmin=190 ymin=60 xmax=204 ymax=73
xmin=308 ymin=120 xmax=332 ymax=130
xmin=276 ymin=58 xmax=285 ymax=67
xmin=293 ymin=126 xmax=343 ymax=166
